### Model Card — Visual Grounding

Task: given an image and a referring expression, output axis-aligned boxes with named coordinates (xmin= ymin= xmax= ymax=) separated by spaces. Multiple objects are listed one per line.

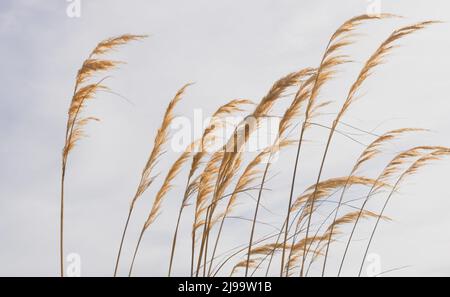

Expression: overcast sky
xmin=1 ymin=0 xmax=450 ymax=277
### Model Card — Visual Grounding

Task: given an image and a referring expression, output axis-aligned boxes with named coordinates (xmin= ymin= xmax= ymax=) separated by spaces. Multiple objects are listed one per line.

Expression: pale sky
xmin=0 ymin=0 xmax=449 ymax=277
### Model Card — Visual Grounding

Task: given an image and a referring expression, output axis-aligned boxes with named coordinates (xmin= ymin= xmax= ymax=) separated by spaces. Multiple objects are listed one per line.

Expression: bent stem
xmin=300 ymin=125 xmax=335 ymax=276
xmin=321 ymin=181 xmax=350 ymax=276
xmin=191 ymin=228 xmax=196 ymax=277
xmin=207 ymin=186 xmax=272 ymax=276
xmin=207 ymin=211 xmax=227 ymax=276
xmin=114 ymin=206 xmax=134 ymax=276
xmin=195 ymin=206 xmax=210 ymax=276
xmin=128 ymin=227 xmax=145 ymax=277
xmin=168 ymin=178 xmax=192 ymax=277
xmin=338 ymin=183 xmax=377 ymax=276
xmin=168 ymin=207 xmax=184 ymax=277
xmin=265 ymin=202 xmax=302 ymax=276
xmin=60 ymin=164 xmax=66 ymax=277
xmin=281 ymin=126 xmax=306 ymax=276
xmin=358 ymin=169 xmax=411 ymax=276
xmin=245 ymin=162 xmax=270 ymax=276
xmin=203 ymin=231 xmax=209 ymax=276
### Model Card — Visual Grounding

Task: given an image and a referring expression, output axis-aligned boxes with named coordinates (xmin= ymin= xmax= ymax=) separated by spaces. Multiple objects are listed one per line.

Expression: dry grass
xmin=60 ymin=16 xmax=449 ymax=278
xmin=61 ymin=34 xmax=146 ymax=277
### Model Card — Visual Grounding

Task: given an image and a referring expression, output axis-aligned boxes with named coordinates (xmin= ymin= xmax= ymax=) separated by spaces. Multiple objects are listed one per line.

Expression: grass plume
xmin=114 ymin=83 xmax=192 ymax=276
xmin=61 ymin=34 xmax=146 ymax=277
xmin=59 ymin=16 xmax=448 ymax=278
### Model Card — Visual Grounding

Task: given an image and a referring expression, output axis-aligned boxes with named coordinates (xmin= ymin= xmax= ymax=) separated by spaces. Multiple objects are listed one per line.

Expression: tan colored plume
xmin=132 ymin=83 xmax=193 ymax=207
xmin=144 ymin=141 xmax=197 ymax=230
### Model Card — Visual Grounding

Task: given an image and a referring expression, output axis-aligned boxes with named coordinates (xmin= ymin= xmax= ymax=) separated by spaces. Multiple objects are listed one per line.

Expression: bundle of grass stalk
xmin=60 ymin=15 xmax=448 ymax=277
